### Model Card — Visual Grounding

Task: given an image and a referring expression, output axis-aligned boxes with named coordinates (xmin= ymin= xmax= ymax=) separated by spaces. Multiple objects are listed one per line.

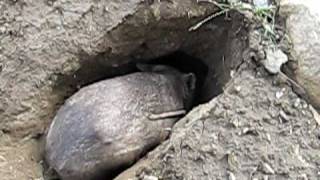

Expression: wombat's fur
xmin=45 ymin=65 xmax=196 ymax=180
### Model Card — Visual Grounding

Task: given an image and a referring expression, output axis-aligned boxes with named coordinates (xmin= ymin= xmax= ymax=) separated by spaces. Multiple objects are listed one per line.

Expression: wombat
xmin=45 ymin=64 xmax=196 ymax=180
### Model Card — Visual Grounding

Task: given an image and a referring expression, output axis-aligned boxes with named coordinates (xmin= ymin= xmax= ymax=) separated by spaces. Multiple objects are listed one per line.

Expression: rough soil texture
xmin=117 ymin=65 xmax=320 ymax=180
xmin=0 ymin=0 xmax=217 ymax=138
xmin=280 ymin=0 xmax=320 ymax=110
xmin=0 ymin=0 xmax=224 ymax=179
xmin=0 ymin=134 xmax=43 ymax=179
xmin=1 ymin=0 xmax=320 ymax=180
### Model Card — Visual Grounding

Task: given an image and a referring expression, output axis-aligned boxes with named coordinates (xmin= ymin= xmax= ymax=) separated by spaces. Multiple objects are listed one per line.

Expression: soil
xmin=116 ymin=64 xmax=320 ymax=180
xmin=1 ymin=0 xmax=320 ymax=180
xmin=0 ymin=134 xmax=43 ymax=180
xmin=3 ymin=60 xmax=320 ymax=180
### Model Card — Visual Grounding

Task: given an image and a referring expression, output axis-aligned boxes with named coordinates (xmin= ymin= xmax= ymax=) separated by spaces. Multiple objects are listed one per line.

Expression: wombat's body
xmin=45 ymin=65 xmax=195 ymax=180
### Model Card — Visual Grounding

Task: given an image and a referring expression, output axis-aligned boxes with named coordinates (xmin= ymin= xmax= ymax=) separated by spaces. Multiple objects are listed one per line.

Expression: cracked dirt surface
xmin=117 ymin=64 xmax=320 ymax=180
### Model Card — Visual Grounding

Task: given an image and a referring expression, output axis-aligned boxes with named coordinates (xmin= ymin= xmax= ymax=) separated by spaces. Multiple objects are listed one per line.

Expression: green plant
xmin=189 ymin=1 xmax=277 ymax=44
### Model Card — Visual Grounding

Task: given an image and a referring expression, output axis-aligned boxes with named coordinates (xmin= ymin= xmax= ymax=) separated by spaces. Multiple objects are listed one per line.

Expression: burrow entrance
xmin=135 ymin=51 xmax=216 ymax=106
xmin=44 ymin=12 xmax=248 ymax=180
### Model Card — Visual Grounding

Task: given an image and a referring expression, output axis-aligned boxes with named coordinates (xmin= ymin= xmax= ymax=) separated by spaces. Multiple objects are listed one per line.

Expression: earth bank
xmin=0 ymin=0 xmax=320 ymax=180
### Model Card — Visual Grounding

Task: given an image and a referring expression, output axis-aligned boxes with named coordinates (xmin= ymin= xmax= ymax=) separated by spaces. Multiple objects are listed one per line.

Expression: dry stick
xmin=189 ymin=0 xmax=243 ymax=31
xmin=189 ymin=9 xmax=229 ymax=31
xmin=148 ymin=109 xmax=186 ymax=120
xmin=310 ymin=106 xmax=320 ymax=126
xmin=278 ymin=71 xmax=307 ymax=95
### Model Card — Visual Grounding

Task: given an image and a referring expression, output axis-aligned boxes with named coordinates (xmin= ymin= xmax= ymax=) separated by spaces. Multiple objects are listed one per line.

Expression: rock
xmin=260 ymin=162 xmax=275 ymax=175
xmin=253 ymin=0 xmax=270 ymax=8
xmin=280 ymin=0 xmax=320 ymax=110
xmin=143 ymin=175 xmax=159 ymax=180
xmin=228 ymin=171 xmax=236 ymax=180
xmin=262 ymin=49 xmax=288 ymax=74
xmin=45 ymin=65 xmax=196 ymax=180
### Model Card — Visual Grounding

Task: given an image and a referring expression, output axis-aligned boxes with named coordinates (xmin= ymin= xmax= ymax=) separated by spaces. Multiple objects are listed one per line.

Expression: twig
xmin=148 ymin=109 xmax=186 ymax=120
xmin=278 ymin=72 xmax=306 ymax=95
xmin=189 ymin=9 xmax=229 ymax=31
xmin=310 ymin=106 xmax=320 ymax=126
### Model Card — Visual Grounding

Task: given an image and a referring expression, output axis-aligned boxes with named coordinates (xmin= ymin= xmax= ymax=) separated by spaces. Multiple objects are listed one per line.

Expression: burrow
xmin=44 ymin=12 xmax=248 ymax=179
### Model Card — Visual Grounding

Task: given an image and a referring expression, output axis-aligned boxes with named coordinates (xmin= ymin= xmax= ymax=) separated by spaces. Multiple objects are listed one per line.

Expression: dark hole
xmin=91 ymin=165 xmax=131 ymax=180
xmin=54 ymin=51 xmax=213 ymax=107
xmin=135 ymin=51 xmax=210 ymax=106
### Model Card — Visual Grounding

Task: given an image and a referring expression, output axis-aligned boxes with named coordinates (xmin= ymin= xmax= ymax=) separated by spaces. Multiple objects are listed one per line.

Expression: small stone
xmin=0 ymin=26 xmax=6 ymax=34
xmin=227 ymin=171 xmax=236 ymax=180
xmin=275 ymin=90 xmax=284 ymax=99
xmin=294 ymin=98 xmax=301 ymax=108
xmin=227 ymin=152 xmax=239 ymax=171
xmin=201 ymin=144 xmax=213 ymax=153
xmin=262 ymin=49 xmax=288 ymax=74
xmin=265 ymin=133 xmax=271 ymax=143
xmin=230 ymin=70 xmax=236 ymax=78
xmin=234 ymin=86 xmax=241 ymax=93
xmin=279 ymin=110 xmax=289 ymax=123
xmin=15 ymin=16 xmax=23 ymax=22
xmin=263 ymin=175 xmax=269 ymax=180
xmin=241 ymin=127 xmax=249 ymax=135
xmin=143 ymin=175 xmax=158 ymax=180
xmin=253 ymin=0 xmax=269 ymax=8
xmin=261 ymin=162 xmax=275 ymax=174
xmin=230 ymin=118 xmax=240 ymax=128
xmin=105 ymin=6 xmax=109 ymax=12
xmin=302 ymin=103 xmax=308 ymax=109
xmin=241 ymin=127 xmax=258 ymax=136
xmin=227 ymin=0 xmax=240 ymax=4
xmin=297 ymin=173 xmax=308 ymax=180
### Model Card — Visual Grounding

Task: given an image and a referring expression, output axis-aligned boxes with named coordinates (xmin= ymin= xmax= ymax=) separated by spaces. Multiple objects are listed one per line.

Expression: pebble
xmin=143 ymin=175 xmax=158 ymax=180
xmin=253 ymin=0 xmax=269 ymax=8
xmin=298 ymin=173 xmax=308 ymax=180
xmin=302 ymin=102 xmax=308 ymax=109
xmin=279 ymin=110 xmax=289 ymax=123
xmin=261 ymin=162 xmax=275 ymax=174
xmin=275 ymin=91 xmax=284 ymax=99
xmin=234 ymin=86 xmax=242 ymax=93
xmin=0 ymin=26 xmax=6 ymax=34
xmin=230 ymin=70 xmax=236 ymax=78
xmin=230 ymin=118 xmax=240 ymax=128
xmin=263 ymin=49 xmax=288 ymax=74
xmin=228 ymin=171 xmax=236 ymax=180
xmin=294 ymin=98 xmax=301 ymax=108
xmin=265 ymin=133 xmax=271 ymax=142
xmin=275 ymin=88 xmax=285 ymax=99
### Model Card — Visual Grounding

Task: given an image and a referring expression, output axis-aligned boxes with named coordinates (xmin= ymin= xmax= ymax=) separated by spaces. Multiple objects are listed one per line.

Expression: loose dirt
xmin=117 ymin=64 xmax=320 ymax=180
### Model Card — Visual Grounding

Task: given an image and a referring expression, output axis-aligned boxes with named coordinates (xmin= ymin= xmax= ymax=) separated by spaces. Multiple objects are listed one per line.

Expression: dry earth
xmin=117 ymin=64 xmax=320 ymax=180
xmin=1 ymin=0 xmax=320 ymax=180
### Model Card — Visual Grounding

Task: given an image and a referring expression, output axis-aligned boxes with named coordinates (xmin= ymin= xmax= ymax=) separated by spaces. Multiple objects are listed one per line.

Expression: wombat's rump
xmin=45 ymin=65 xmax=195 ymax=180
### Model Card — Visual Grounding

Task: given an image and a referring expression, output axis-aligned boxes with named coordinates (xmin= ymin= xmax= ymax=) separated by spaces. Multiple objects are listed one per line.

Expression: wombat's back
xmin=46 ymin=71 xmax=189 ymax=180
